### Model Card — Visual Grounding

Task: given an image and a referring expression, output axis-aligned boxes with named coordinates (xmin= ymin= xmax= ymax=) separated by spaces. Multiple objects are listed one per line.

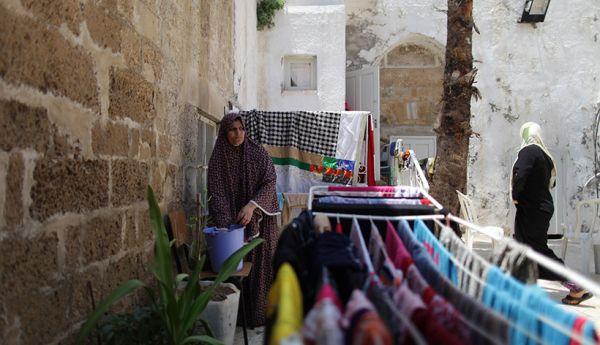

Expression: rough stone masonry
xmin=0 ymin=0 xmax=235 ymax=343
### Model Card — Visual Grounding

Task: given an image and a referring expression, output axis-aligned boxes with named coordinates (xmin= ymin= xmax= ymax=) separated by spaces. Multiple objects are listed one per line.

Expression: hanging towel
xmin=413 ymin=219 xmax=459 ymax=284
xmin=491 ymin=241 xmax=538 ymax=284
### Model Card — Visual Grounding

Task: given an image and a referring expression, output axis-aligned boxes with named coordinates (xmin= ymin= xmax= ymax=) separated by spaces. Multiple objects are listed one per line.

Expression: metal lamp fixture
xmin=520 ymin=0 xmax=551 ymax=23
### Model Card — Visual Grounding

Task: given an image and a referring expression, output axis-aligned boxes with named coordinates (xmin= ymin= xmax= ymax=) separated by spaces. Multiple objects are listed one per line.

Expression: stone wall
xmin=379 ymin=43 xmax=443 ymax=141
xmin=0 ymin=0 xmax=236 ymax=343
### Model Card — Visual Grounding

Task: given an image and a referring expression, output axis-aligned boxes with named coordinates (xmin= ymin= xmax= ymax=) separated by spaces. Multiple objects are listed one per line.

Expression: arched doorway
xmin=346 ymin=34 xmax=445 ymax=179
xmin=377 ymin=34 xmax=445 ymax=160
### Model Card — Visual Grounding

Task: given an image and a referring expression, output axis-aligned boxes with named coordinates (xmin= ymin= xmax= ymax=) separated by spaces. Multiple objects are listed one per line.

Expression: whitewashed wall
xmin=346 ymin=0 xmax=447 ymax=71
xmin=234 ymin=0 xmax=258 ymax=110
xmin=257 ymin=0 xmax=346 ymax=111
xmin=346 ymin=0 xmax=600 ymax=231
xmin=470 ymin=0 xmax=600 ymax=230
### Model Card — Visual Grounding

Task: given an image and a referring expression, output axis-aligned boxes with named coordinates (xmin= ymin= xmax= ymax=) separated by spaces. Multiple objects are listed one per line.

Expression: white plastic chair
xmin=560 ymin=198 xmax=600 ymax=275
xmin=456 ymin=190 xmax=477 ymax=249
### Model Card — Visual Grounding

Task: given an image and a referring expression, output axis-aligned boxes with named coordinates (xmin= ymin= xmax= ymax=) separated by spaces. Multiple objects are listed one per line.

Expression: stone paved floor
xmin=233 ymin=235 xmax=600 ymax=345
xmin=233 ymin=325 xmax=264 ymax=345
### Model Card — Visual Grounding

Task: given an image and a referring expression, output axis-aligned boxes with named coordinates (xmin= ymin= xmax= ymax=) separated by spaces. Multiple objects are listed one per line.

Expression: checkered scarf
xmin=240 ymin=110 xmax=341 ymax=156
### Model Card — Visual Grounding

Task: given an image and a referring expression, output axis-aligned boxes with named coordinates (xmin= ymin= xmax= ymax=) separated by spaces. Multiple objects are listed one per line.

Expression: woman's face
xmin=226 ymin=119 xmax=245 ymax=147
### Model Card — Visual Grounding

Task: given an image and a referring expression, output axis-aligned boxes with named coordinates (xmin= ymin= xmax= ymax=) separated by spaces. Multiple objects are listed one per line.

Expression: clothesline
xmin=308 ymin=185 xmax=600 ymax=300
xmin=449 ymin=213 xmax=600 ymax=298
xmin=432 ymin=219 xmax=594 ymax=345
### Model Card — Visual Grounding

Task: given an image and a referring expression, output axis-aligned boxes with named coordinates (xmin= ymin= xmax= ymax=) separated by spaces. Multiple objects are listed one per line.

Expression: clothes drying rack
xmin=307 ymin=185 xmax=600 ymax=345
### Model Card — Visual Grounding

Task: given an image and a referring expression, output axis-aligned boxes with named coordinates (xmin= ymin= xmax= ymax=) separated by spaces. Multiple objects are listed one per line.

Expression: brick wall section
xmin=0 ymin=0 xmax=235 ymax=344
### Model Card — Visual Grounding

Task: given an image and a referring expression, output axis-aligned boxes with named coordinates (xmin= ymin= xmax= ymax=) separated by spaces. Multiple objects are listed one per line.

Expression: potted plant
xmin=76 ymin=186 xmax=263 ymax=345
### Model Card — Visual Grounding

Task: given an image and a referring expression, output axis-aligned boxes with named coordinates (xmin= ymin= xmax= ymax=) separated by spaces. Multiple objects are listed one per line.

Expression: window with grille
xmin=184 ymin=116 xmax=216 ymax=215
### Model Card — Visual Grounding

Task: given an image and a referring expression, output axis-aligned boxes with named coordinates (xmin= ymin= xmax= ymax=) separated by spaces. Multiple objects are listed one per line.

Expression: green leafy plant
xmin=188 ymin=194 xmax=211 ymax=269
xmin=93 ymin=305 xmax=168 ymax=345
xmin=257 ymin=0 xmax=285 ymax=30
xmin=76 ymin=186 xmax=263 ymax=345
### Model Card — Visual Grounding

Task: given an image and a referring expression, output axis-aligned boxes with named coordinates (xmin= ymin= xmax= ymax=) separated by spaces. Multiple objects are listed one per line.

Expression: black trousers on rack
xmin=514 ymin=205 xmax=565 ymax=281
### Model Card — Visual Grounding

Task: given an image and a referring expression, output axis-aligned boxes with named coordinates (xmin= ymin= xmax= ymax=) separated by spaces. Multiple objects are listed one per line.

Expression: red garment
xmin=367 ymin=115 xmax=376 ymax=186
xmin=409 ymin=308 xmax=463 ymax=345
xmin=385 ymin=221 xmax=413 ymax=273
xmin=569 ymin=317 xmax=593 ymax=345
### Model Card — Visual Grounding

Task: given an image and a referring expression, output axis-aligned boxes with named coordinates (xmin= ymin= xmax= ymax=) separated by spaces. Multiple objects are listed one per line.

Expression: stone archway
xmin=376 ymin=34 xmax=445 ymax=150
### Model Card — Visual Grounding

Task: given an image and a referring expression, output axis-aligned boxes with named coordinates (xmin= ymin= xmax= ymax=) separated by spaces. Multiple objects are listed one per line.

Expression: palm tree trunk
xmin=430 ymin=0 xmax=476 ymax=215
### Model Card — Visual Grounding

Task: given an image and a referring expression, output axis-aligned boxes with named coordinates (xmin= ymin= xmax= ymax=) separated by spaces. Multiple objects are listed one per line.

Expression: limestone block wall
xmin=0 ymin=0 xmax=235 ymax=343
xmin=379 ymin=42 xmax=444 ymax=140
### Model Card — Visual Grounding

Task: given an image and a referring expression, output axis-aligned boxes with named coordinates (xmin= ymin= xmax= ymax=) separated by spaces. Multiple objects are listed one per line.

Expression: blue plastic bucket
xmin=203 ymin=224 xmax=245 ymax=273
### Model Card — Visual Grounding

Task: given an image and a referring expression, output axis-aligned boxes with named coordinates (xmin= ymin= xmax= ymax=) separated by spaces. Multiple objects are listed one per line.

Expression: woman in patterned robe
xmin=208 ymin=113 xmax=280 ymax=326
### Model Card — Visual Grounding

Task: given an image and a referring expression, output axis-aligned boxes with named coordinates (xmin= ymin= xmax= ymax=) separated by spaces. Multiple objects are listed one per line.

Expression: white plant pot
xmin=198 ymin=281 xmax=240 ymax=345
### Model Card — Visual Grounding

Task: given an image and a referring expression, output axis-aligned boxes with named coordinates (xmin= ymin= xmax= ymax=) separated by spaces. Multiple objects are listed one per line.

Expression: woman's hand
xmin=236 ymin=203 xmax=257 ymax=226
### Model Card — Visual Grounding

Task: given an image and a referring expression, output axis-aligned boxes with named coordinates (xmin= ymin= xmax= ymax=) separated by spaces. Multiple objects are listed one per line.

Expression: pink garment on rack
xmin=385 ymin=221 xmax=414 ymax=273
xmin=385 ymin=221 xmax=472 ymax=343
xmin=326 ymin=186 xmax=424 ymax=199
xmin=302 ymin=283 xmax=344 ymax=345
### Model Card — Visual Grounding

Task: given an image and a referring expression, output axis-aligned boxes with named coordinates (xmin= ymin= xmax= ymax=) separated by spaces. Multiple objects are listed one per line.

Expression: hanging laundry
xmin=385 ymin=221 xmax=472 ymax=342
xmin=341 ymin=290 xmax=392 ymax=345
xmin=240 ymin=110 xmax=369 ymax=193
xmin=303 ymin=283 xmax=344 ymax=345
xmin=439 ymin=226 xmax=489 ymax=298
xmin=266 ymin=263 xmax=304 ymax=345
xmin=491 ymin=241 xmax=538 ymax=284
xmin=413 ymin=219 xmax=459 ymax=284
xmin=396 ymin=220 xmax=510 ymax=345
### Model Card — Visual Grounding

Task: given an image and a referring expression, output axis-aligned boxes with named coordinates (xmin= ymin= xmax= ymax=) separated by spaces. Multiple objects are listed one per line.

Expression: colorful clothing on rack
xmin=266 ymin=263 xmax=304 ymax=345
xmin=483 ymin=266 xmax=599 ymax=345
xmin=397 ymin=220 xmax=510 ymax=345
xmin=342 ymin=290 xmax=392 ymax=345
xmin=439 ymin=226 xmax=488 ymax=298
xmin=302 ymin=283 xmax=344 ymax=345
xmin=318 ymin=196 xmax=424 ymax=206
xmin=386 ymin=221 xmax=472 ymax=342
xmin=491 ymin=240 xmax=538 ymax=284
xmin=413 ymin=219 xmax=459 ymax=285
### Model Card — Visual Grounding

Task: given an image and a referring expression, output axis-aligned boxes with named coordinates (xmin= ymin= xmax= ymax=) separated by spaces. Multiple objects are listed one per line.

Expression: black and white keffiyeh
xmin=240 ymin=110 xmax=340 ymax=157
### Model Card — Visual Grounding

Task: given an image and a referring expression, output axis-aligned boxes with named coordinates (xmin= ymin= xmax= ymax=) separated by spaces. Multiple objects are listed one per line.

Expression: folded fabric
xmin=327 ymin=186 xmax=424 ymax=198
xmin=318 ymin=196 xmax=423 ymax=206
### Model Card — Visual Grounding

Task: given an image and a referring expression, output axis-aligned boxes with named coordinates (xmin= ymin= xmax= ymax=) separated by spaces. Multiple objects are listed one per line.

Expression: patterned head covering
xmin=208 ymin=113 xmax=279 ymax=229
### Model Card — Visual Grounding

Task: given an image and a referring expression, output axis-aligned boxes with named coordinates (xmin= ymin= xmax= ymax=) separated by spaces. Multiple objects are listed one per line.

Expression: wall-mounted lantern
xmin=520 ymin=0 xmax=551 ymax=23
